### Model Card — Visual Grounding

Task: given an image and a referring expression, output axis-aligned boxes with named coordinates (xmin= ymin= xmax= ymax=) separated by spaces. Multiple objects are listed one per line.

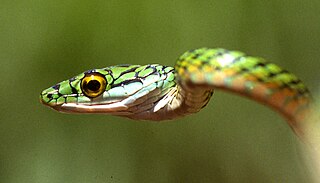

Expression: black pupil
xmin=87 ymin=80 xmax=101 ymax=92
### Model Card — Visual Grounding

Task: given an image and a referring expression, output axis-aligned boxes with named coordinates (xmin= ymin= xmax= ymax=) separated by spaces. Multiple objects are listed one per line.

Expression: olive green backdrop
xmin=1 ymin=0 xmax=319 ymax=182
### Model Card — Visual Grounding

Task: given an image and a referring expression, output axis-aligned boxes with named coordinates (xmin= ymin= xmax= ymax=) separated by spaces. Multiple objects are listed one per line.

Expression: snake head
xmin=40 ymin=64 xmax=176 ymax=119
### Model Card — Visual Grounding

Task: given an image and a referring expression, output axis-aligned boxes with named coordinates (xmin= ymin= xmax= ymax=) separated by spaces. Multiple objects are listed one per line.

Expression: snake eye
xmin=81 ymin=73 xmax=106 ymax=98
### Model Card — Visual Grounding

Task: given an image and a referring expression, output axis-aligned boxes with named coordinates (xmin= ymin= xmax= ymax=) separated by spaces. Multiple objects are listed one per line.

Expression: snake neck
xmin=170 ymin=82 xmax=214 ymax=117
xmin=126 ymin=82 xmax=213 ymax=121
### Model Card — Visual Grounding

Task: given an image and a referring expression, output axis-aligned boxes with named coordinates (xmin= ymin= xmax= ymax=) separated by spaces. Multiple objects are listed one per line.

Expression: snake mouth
xmin=49 ymin=102 xmax=133 ymax=116
xmin=42 ymin=100 xmax=129 ymax=114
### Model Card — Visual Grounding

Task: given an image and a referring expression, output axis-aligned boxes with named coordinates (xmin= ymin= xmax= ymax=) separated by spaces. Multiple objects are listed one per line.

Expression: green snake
xmin=40 ymin=48 xmax=313 ymax=138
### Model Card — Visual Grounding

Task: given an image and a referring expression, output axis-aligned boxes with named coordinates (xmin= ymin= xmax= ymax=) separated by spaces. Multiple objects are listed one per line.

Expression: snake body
xmin=40 ymin=48 xmax=312 ymax=137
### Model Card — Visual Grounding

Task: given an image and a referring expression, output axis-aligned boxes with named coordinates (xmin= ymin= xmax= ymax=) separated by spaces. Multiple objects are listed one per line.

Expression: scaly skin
xmin=40 ymin=48 xmax=313 ymax=137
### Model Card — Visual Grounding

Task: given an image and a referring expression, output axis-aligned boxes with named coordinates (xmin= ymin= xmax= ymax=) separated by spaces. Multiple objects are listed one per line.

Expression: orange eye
xmin=81 ymin=73 xmax=106 ymax=98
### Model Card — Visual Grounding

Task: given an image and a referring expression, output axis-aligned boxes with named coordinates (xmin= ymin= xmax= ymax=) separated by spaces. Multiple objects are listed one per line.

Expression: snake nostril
xmin=47 ymin=94 xmax=53 ymax=98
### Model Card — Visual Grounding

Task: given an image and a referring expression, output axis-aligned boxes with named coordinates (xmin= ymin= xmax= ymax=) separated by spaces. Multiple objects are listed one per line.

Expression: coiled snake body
xmin=40 ymin=48 xmax=313 ymax=138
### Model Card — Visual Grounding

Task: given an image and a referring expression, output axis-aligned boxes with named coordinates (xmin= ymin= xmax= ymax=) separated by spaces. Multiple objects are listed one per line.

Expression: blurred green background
xmin=1 ymin=0 xmax=319 ymax=182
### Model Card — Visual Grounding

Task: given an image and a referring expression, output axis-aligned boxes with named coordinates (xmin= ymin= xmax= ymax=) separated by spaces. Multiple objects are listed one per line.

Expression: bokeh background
xmin=1 ymin=0 xmax=320 ymax=182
